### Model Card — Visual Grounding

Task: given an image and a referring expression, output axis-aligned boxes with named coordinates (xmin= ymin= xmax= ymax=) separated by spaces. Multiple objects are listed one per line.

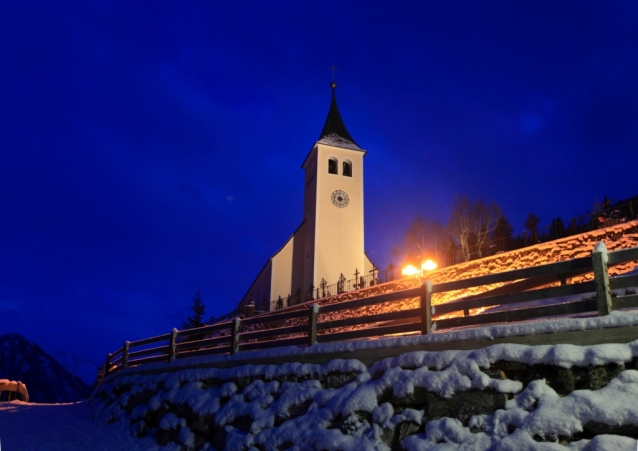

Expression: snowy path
xmin=0 ymin=401 xmax=149 ymax=451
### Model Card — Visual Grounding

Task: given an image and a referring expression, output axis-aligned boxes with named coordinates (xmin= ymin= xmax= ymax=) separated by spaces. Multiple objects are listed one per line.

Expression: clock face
xmin=331 ymin=190 xmax=349 ymax=208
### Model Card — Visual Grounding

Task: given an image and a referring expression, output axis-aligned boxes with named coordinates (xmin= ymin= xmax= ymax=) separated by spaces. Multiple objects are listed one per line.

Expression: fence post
xmin=420 ymin=280 xmax=433 ymax=334
xmin=122 ymin=341 xmax=130 ymax=369
xmin=168 ymin=328 xmax=177 ymax=361
xmin=308 ymin=303 xmax=319 ymax=346
xmin=592 ymin=241 xmax=612 ymax=316
xmin=231 ymin=317 xmax=241 ymax=354
xmin=104 ymin=353 xmax=111 ymax=377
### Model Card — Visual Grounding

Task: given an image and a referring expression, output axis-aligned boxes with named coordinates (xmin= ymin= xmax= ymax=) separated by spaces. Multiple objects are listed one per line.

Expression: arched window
xmin=343 ymin=161 xmax=352 ymax=177
xmin=328 ymin=158 xmax=338 ymax=174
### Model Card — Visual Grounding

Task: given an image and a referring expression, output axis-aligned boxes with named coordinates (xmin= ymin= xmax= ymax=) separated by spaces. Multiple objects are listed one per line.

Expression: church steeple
xmin=317 ymin=82 xmax=361 ymax=150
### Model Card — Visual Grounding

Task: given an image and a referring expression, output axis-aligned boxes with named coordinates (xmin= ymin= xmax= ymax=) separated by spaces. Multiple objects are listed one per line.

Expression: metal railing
xmin=214 ymin=268 xmax=402 ymax=323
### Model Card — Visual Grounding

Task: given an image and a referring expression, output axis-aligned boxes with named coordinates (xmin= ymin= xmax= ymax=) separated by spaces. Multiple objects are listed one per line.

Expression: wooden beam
xmin=175 ymin=334 xmax=232 ymax=352
xmin=433 ymin=281 xmax=596 ymax=316
xmin=421 ymin=281 xmax=432 ymax=334
xmin=434 ymin=299 xmax=597 ymax=330
xmin=308 ymin=303 xmax=319 ymax=346
xmin=240 ymin=307 xmax=307 ymax=326
xmin=168 ymin=328 xmax=177 ymax=361
xmin=128 ymin=333 xmax=171 ymax=348
xmin=318 ymin=287 xmax=420 ymax=314
xmin=103 ymin=353 xmax=111 ymax=377
xmin=607 ymin=246 xmax=638 ymax=265
xmin=318 ymin=321 xmax=421 ymax=343
xmin=612 ymin=294 xmax=638 ymax=310
xmin=128 ymin=344 xmax=167 ymax=359
xmin=231 ymin=317 xmax=240 ymax=355
xmin=122 ymin=341 xmax=130 ymax=369
xmin=317 ymin=308 xmax=420 ymax=331
xmin=593 ymin=241 xmax=612 ymax=316
xmin=176 ymin=321 xmax=233 ymax=338
xmin=239 ymin=324 xmax=308 ymax=341
xmin=610 ymin=274 xmax=638 ymax=290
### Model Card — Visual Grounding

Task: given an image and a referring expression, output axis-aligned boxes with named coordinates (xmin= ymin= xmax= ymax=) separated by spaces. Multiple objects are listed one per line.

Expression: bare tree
xmin=447 ymin=196 xmax=502 ymax=262
xmin=394 ymin=216 xmax=450 ymax=267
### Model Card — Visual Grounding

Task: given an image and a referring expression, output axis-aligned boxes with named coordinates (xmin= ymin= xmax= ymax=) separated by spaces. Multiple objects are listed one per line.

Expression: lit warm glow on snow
xmin=402 ymin=260 xmax=437 ymax=277
xmin=422 ymin=259 xmax=437 ymax=271
xmin=402 ymin=264 xmax=420 ymax=276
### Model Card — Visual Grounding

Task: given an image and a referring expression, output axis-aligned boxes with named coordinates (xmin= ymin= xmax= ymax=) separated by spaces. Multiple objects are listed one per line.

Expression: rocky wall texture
xmin=92 ymin=341 xmax=638 ymax=450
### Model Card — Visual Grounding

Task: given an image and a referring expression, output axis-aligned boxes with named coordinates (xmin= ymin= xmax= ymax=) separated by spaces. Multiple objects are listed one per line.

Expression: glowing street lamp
xmin=401 ymin=264 xmax=420 ymax=277
xmin=402 ymin=259 xmax=438 ymax=279
xmin=422 ymin=259 xmax=437 ymax=271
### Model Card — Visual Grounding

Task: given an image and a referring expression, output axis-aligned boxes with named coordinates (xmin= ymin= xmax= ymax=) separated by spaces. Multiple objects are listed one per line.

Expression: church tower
xmin=300 ymin=81 xmax=368 ymax=291
xmin=240 ymin=82 xmax=373 ymax=311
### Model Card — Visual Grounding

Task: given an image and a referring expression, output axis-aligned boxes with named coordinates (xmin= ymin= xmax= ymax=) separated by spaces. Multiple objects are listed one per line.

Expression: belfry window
xmin=343 ymin=161 xmax=352 ymax=177
xmin=328 ymin=158 xmax=338 ymax=174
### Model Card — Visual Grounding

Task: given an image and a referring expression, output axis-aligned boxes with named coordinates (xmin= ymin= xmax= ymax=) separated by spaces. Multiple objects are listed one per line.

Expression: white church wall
xmin=290 ymin=221 xmax=307 ymax=303
xmin=301 ymin=147 xmax=319 ymax=297
xmin=363 ymin=253 xmax=375 ymax=281
xmin=238 ymin=88 xmax=371 ymax=312
xmin=239 ymin=259 xmax=272 ymax=312
xmin=313 ymin=144 xmax=366 ymax=287
xmin=270 ymin=232 xmax=296 ymax=309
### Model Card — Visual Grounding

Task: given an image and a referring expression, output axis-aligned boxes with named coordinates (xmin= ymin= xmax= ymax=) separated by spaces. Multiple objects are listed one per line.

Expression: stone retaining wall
xmin=92 ymin=342 xmax=638 ymax=450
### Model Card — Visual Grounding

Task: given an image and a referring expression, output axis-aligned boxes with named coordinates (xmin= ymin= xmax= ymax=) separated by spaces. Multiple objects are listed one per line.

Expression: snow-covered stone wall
xmin=92 ymin=340 xmax=638 ymax=450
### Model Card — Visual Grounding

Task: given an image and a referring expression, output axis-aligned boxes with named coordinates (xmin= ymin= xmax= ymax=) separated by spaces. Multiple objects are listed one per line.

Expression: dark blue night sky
xmin=2 ymin=1 xmax=638 ymax=382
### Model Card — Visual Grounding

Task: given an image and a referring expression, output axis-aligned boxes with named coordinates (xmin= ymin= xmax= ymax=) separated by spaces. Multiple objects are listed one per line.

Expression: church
xmin=240 ymin=82 xmax=375 ymax=311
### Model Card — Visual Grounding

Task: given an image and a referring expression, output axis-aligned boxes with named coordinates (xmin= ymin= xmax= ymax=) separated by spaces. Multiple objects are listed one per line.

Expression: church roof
xmin=316 ymin=82 xmax=362 ymax=151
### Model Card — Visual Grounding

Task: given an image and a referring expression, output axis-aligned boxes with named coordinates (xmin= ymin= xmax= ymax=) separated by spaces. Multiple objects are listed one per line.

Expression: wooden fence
xmin=98 ymin=242 xmax=638 ymax=382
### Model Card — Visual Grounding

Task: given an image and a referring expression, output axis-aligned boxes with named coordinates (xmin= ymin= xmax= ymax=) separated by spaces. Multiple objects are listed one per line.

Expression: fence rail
xmin=97 ymin=242 xmax=638 ymax=383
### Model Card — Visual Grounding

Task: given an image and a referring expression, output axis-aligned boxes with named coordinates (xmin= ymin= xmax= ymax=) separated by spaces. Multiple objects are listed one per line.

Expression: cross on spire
xmin=329 ymin=66 xmax=339 ymax=82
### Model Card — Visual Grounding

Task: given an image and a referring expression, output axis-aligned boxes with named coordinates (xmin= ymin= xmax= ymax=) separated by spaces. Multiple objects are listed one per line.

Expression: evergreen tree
xmin=524 ymin=212 xmax=541 ymax=243
xmin=523 ymin=213 xmax=541 ymax=234
xmin=492 ymin=216 xmax=514 ymax=252
xmin=550 ymin=217 xmax=566 ymax=240
xmin=181 ymin=290 xmax=205 ymax=330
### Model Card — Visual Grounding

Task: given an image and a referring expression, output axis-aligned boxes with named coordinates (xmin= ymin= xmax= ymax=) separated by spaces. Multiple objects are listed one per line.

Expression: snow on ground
xmin=4 ymin=337 xmax=638 ymax=450
xmin=89 ymin=339 xmax=638 ymax=450
xmin=4 ymin=279 xmax=638 ymax=450
xmin=0 ymin=400 xmax=155 ymax=451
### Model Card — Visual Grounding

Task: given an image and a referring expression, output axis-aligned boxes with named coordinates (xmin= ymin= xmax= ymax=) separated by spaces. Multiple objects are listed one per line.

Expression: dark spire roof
xmin=317 ymin=82 xmax=361 ymax=150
